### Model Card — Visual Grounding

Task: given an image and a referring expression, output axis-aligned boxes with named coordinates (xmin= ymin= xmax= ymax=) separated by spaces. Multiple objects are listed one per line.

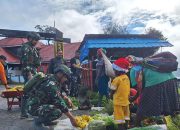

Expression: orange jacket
xmin=0 ymin=62 xmax=7 ymax=85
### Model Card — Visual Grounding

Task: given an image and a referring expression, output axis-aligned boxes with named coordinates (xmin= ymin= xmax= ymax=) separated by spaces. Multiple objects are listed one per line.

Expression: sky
xmin=0 ymin=0 xmax=180 ymax=62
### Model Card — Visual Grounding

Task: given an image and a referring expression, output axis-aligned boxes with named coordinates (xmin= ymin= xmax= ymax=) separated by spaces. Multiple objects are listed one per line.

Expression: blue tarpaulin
xmin=79 ymin=37 xmax=172 ymax=61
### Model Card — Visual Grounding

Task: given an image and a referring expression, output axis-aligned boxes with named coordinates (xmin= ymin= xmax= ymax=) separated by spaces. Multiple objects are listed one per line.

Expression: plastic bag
xmin=101 ymin=51 xmax=115 ymax=78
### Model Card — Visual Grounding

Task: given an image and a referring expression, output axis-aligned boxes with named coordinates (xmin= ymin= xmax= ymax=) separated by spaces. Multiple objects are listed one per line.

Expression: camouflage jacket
xmin=20 ymin=42 xmax=41 ymax=72
xmin=27 ymin=74 xmax=69 ymax=113
xmin=47 ymin=57 xmax=67 ymax=74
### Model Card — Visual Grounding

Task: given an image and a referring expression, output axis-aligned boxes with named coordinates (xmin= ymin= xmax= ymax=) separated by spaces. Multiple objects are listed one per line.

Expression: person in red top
xmin=0 ymin=55 xmax=10 ymax=89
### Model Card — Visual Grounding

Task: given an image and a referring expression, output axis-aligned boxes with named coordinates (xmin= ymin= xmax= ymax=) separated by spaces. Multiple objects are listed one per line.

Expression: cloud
xmin=45 ymin=10 xmax=103 ymax=41
xmin=0 ymin=0 xmax=180 ymax=63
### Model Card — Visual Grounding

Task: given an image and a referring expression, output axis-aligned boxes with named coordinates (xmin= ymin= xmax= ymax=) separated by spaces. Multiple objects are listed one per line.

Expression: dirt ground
xmin=0 ymin=86 xmax=90 ymax=130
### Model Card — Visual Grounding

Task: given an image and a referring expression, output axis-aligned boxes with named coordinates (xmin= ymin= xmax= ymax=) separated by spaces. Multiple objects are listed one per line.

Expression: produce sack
xmin=101 ymin=51 xmax=115 ymax=78
xmin=143 ymin=52 xmax=178 ymax=73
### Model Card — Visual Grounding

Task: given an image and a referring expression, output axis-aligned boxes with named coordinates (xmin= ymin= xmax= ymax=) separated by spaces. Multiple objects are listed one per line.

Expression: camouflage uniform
xmin=20 ymin=41 xmax=41 ymax=118
xmin=26 ymin=74 xmax=69 ymax=124
xmin=21 ymin=42 xmax=41 ymax=83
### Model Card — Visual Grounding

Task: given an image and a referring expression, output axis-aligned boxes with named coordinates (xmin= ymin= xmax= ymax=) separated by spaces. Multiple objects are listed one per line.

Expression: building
xmin=0 ymin=37 xmax=80 ymax=82
xmin=79 ymin=34 xmax=173 ymax=89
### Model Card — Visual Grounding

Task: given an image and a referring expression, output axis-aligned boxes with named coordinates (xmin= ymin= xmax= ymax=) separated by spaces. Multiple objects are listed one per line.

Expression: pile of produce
xmin=75 ymin=115 xmax=93 ymax=129
xmin=165 ymin=115 xmax=180 ymax=130
xmin=91 ymin=114 xmax=118 ymax=130
xmin=75 ymin=114 xmax=118 ymax=130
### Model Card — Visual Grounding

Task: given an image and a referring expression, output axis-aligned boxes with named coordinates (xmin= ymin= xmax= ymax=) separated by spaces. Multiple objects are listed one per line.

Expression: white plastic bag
xmin=101 ymin=51 xmax=115 ymax=78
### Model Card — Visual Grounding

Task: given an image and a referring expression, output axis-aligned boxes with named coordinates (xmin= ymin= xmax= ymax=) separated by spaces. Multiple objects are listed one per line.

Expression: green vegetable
xmin=92 ymin=114 xmax=118 ymax=130
xmin=165 ymin=115 xmax=180 ymax=130
xmin=88 ymin=120 xmax=106 ymax=130
xmin=69 ymin=97 xmax=80 ymax=107
xmin=129 ymin=126 xmax=162 ymax=130
xmin=104 ymin=100 xmax=114 ymax=115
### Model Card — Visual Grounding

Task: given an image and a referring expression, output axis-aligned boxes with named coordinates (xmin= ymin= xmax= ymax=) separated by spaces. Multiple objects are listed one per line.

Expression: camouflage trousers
xmin=21 ymin=67 xmax=37 ymax=117
xmin=28 ymin=104 xmax=62 ymax=123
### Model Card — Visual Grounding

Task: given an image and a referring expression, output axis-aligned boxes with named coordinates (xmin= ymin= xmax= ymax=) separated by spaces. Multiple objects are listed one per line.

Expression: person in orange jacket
xmin=0 ymin=55 xmax=10 ymax=89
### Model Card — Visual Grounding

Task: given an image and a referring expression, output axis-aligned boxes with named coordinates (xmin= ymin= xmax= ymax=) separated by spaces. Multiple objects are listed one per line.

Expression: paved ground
xmin=0 ymin=85 xmax=90 ymax=130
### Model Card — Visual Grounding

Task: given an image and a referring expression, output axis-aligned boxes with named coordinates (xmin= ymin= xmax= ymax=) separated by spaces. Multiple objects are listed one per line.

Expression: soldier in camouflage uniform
xmin=21 ymin=32 xmax=41 ymax=83
xmin=26 ymin=65 xmax=77 ymax=128
xmin=20 ymin=32 xmax=41 ymax=119
xmin=47 ymin=49 xmax=67 ymax=74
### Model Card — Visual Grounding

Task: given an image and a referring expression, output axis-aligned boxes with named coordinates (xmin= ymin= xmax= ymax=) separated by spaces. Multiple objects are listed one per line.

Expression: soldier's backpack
xmin=23 ymin=72 xmax=47 ymax=93
xmin=142 ymin=52 xmax=178 ymax=73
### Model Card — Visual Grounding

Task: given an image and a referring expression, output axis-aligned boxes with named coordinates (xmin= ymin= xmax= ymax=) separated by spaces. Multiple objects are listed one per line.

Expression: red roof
xmin=40 ymin=42 xmax=81 ymax=62
xmin=0 ymin=38 xmax=43 ymax=48
xmin=64 ymin=42 xmax=81 ymax=60
xmin=0 ymin=37 xmax=81 ymax=64
xmin=0 ymin=47 xmax=20 ymax=64
xmin=39 ymin=45 xmax=54 ymax=63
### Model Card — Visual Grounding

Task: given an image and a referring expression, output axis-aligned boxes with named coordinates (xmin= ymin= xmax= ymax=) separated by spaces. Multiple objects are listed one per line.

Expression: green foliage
xmin=92 ymin=114 xmax=118 ymax=130
xmin=87 ymin=91 xmax=99 ymax=106
xmin=129 ymin=126 xmax=162 ymax=130
xmin=104 ymin=100 xmax=114 ymax=115
xmin=165 ymin=115 xmax=180 ymax=130
xmin=69 ymin=97 xmax=80 ymax=107
xmin=146 ymin=27 xmax=167 ymax=40
xmin=90 ymin=110 xmax=102 ymax=116
xmin=87 ymin=91 xmax=109 ymax=107
xmin=104 ymin=117 xmax=118 ymax=130
xmin=87 ymin=91 xmax=99 ymax=99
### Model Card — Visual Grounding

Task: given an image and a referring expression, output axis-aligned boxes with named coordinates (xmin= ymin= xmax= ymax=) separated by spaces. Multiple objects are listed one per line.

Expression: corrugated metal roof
xmin=0 ymin=47 xmax=20 ymax=64
xmin=0 ymin=38 xmax=43 ymax=48
xmin=39 ymin=42 xmax=81 ymax=62
xmin=87 ymin=38 xmax=172 ymax=48
xmin=79 ymin=35 xmax=173 ymax=61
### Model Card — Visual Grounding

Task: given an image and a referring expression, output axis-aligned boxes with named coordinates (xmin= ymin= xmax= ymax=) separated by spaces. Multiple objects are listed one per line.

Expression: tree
xmin=35 ymin=25 xmax=57 ymax=34
xmin=145 ymin=27 xmax=167 ymax=40
xmin=103 ymin=21 xmax=129 ymax=34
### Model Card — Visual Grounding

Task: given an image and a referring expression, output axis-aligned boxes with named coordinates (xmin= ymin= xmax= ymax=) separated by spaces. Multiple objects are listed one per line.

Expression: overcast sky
xmin=0 ymin=0 xmax=180 ymax=62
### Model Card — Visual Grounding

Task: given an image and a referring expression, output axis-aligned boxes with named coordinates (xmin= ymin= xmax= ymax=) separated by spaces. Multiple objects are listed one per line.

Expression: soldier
xmin=20 ymin=32 xmax=41 ymax=119
xmin=70 ymin=50 xmax=87 ymax=97
xmin=47 ymin=49 xmax=67 ymax=74
xmin=20 ymin=32 xmax=41 ymax=83
xmin=26 ymin=65 xmax=77 ymax=128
